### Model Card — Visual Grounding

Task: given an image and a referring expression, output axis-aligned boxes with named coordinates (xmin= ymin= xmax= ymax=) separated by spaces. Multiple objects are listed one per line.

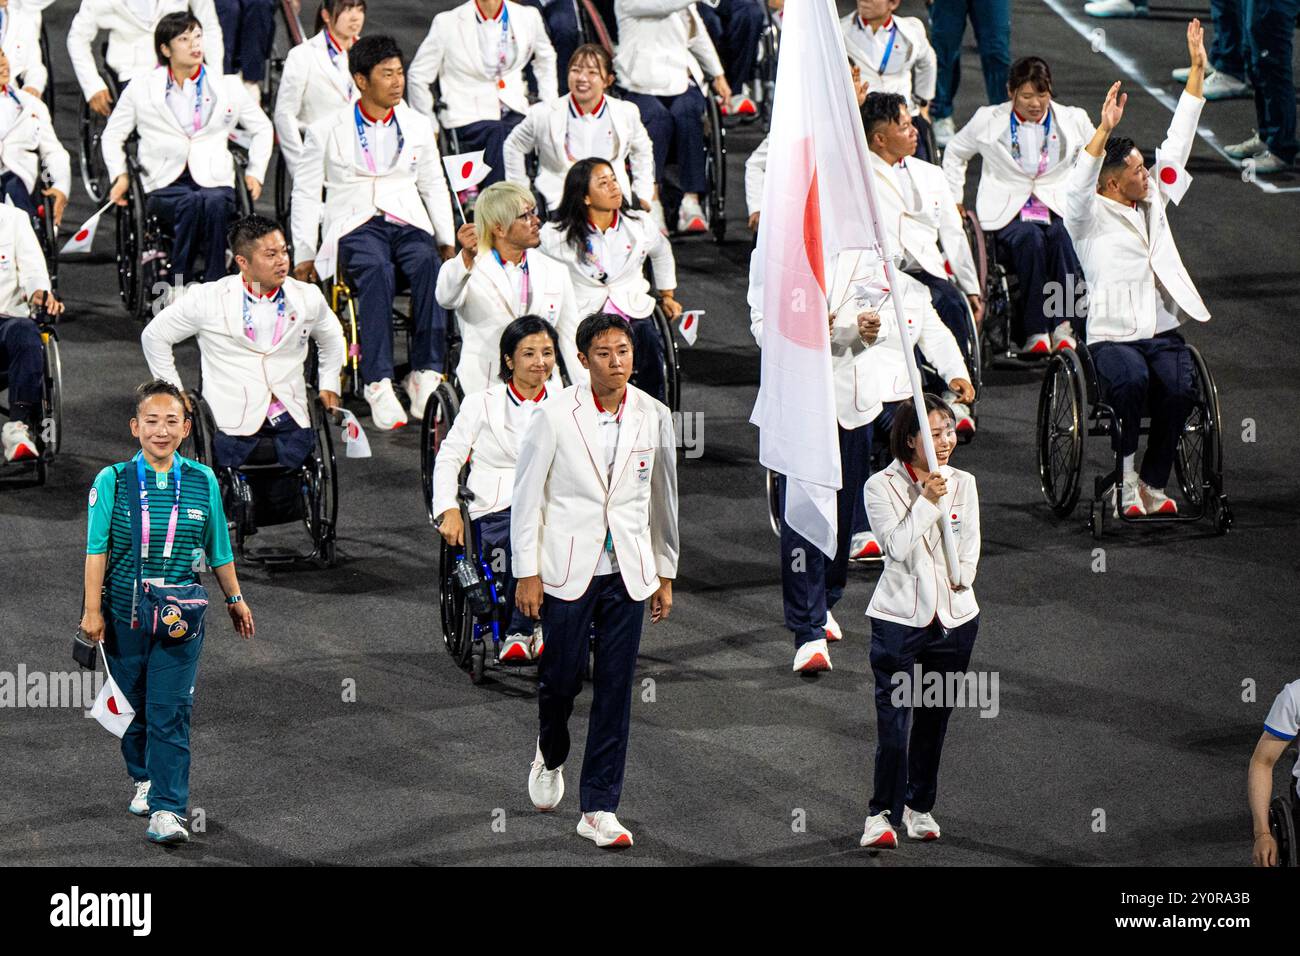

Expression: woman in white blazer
xmin=859 ymin=393 xmax=980 ymax=851
xmin=436 ymin=180 xmax=582 ymax=394
xmin=407 ymin=0 xmax=557 ymax=192
xmin=942 ymin=56 xmax=1095 ymax=354
xmin=538 ymin=157 xmax=681 ymax=405
xmin=272 ymin=0 xmax=364 ymax=178
xmin=0 ymin=49 xmax=70 ymax=225
xmin=433 ymin=314 xmax=560 ymax=662
xmin=502 ymin=42 xmax=655 ymax=216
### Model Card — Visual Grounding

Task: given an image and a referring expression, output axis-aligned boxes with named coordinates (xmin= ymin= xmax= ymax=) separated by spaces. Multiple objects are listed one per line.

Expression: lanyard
xmin=167 ymin=66 xmax=206 ymax=134
xmin=488 ymin=2 xmax=512 ymax=88
xmin=582 ymin=212 xmax=622 ymax=283
xmin=354 ymin=102 xmax=404 ymax=174
xmin=242 ymin=287 xmax=289 ymax=346
xmin=874 ymin=20 xmax=899 ymax=74
xmin=324 ymin=30 xmax=355 ymax=99
xmin=1010 ymin=109 xmax=1052 ymax=175
xmin=492 ymin=249 xmax=530 ymax=313
xmin=135 ymin=452 xmax=180 ymax=561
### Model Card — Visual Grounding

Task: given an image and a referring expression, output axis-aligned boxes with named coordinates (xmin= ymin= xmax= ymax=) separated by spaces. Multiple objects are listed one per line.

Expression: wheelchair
xmin=271 ymin=0 xmax=309 ymax=229
xmin=326 ymin=253 xmax=420 ymax=400
xmin=752 ymin=1 xmax=780 ymax=130
xmin=1035 ymin=337 xmax=1232 ymax=538
xmin=1268 ymin=750 xmax=1299 ymax=867
xmin=184 ymin=391 xmax=340 ymax=567
xmin=0 ymin=309 xmax=61 ymax=486
xmin=115 ymin=147 xmax=255 ymax=321
xmin=633 ymin=302 xmax=681 ymax=413
xmin=77 ymin=46 xmax=118 ymax=205
xmin=38 ymin=22 xmax=55 ymax=119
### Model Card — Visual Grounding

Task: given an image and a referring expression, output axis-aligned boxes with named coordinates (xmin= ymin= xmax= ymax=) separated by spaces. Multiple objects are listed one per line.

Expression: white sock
xmin=1123 ymin=454 xmax=1136 ymax=479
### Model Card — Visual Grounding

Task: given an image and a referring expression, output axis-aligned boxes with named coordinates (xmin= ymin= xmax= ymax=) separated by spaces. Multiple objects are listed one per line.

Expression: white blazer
xmin=431 ymin=382 xmax=545 ymax=520
xmin=1064 ymin=91 xmax=1210 ymax=343
xmin=865 ymin=459 xmax=980 ymax=628
xmin=503 ymin=94 xmax=656 ymax=210
xmin=511 ymin=382 xmax=679 ymax=602
xmin=870 ymin=151 xmax=978 ymax=295
xmin=101 ymin=66 xmax=273 ymax=191
xmin=538 ymin=212 xmax=675 ymax=319
xmin=272 ymin=31 xmax=358 ymax=178
xmin=67 ymin=0 xmax=224 ymax=100
xmin=407 ymin=0 xmax=558 ymax=130
xmin=745 ymin=133 xmax=768 ymax=216
xmin=291 ymin=101 xmax=456 ymax=275
xmin=4 ymin=4 xmax=46 ymax=95
xmin=434 ymin=246 xmax=585 ymax=394
xmin=0 ymin=201 xmax=49 ymax=315
xmin=141 ymin=275 xmax=347 ymax=437
xmin=841 ymin=13 xmax=936 ymax=108
xmin=614 ymin=0 xmax=724 ymax=97
xmin=0 ymin=88 xmax=71 ymax=197
xmin=942 ymin=100 xmax=1096 ymax=230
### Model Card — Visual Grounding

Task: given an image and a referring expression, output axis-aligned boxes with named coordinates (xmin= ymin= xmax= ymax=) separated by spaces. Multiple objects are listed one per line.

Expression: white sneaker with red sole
xmin=1051 ymin=323 xmax=1077 ymax=352
xmin=793 ymin=637 xmax=832 ymax=672
xmin=850 ymin=531 xmax=881 ymax=560
xmin=727 ymin=89 xmax=758 ymax=117
xmin=860 ymin=810 xmax=897 ymax=849
xmin=363 ymin=378 xmax=408 ymax=430
xmin=950 ymin=401 xmax=976 ymax=435
xmin=824 ymin=610 xmax=843 ymax=643
xmin=903 ymin=806 xmax=941 ymax=841
xmin=402 ymin=368 xmax=444 ymax=420
xmin=1117 ymin=474 xmax=1147 ymax=517
xmin=499 ymin=633 xmax=533 ymax=663
xmin=1023 ymin=333 xmax=1051 ymax=356
xmin=676 ymin=196 xmax=708 ymax=233
xmin=2 ymin=421 xmax=38 ymax=462
xmin=576 ymin=810 xmax=633 ymax=848
xmin=1139 ymin=482 xmax=1178 ymax=515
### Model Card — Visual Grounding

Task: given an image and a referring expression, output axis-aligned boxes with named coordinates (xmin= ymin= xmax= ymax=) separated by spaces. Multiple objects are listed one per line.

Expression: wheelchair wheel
xmin=1269 ymin=796 xmax=1297 ymax=867
xmin=304 ymin=400 xmax=339 ymax=568
xmin=1174 ymin=345 xmax=1224 ymax=512
xmin=704 ymin=92 xmax=727 ymax=244
xmin=37 ymin=195 xmax=59 ymax=294
xmin=754 ymin=8 xmax=779 ymax=129
xmin=180 ymin=392 xmax=216 ymax=465
xmin=232 ymin=147 xmax=254 ymax=219
xmin=116 ymin=174 xmax=157 ymax=321
xmin=1037 ymin=349 xmax=1085 ymax=517
xmin=274 ymin=150 xmax=292 ymax=229
xmin=77 ymin=97 xmax=110 ymax=204
xmin=651 ymin=305 xmax=681 ymax=413
xmin=420 ymin=382 xmax=462 ymax=523
xmin=438 ymin=504 xmax=477 ymax=669
xmin=956 ymin=292 xmax=982 ymax=442
xmin=766 ymin=468 xmax=781 ymax=537
xmin=39 ymin=327 xmax=61 ymax=459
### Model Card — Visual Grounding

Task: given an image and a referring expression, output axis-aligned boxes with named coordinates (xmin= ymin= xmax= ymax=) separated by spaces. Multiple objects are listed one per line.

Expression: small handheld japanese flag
xmin=1154 ymin=149 xmax=1191 ymax=205
xmin=60 ymin=200 xmax=115 ymax=255
xmin=443 ymin=151 xmax=492 ymax=192
xmin=338 ymin=408 xmax=372 ymax=459
xmin=678 ymin=310 xmax=703 ymax=346
xmin=89 ymin=644 xmax=135 ymax=738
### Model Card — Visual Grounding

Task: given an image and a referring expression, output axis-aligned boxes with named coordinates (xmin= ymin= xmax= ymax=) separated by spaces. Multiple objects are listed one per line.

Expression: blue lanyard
xmin=134 ymin=452 xmax=180 ymax=561
xmin=492 ymin=249 xmax=530 ymax=313
xmin=354 ymin=102 xmax=404 ymax=173
xmin=242 ymin=287 xmax=288 ymax=346
xmin=324 ymin=30 xmax=355 ymax=98
xmin=875 ymin=21 xmax=899 ymax=74
xmin=166 ymin=66 xmax=206 ymax=134
xmin=1010 ymin=109 xmax=1052 ymax=170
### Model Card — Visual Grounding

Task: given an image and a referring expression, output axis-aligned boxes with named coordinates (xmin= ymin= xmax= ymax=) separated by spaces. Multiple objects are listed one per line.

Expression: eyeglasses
xmin=515 ymin=208 xmax=540 ymax=222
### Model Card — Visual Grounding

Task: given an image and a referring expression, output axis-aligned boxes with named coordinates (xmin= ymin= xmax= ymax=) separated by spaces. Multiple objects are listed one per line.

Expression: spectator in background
xmin=1223 ymin=0 xmax=1297 ymax=173
xmin=927 ymin=0 xmax=1010 ymax=148
xmin=1170 ymin=0 xmax=1252 ymax=101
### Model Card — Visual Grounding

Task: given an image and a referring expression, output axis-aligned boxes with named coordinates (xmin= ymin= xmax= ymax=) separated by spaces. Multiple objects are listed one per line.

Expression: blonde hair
xmin=475 ymin=182 xmax=535 ymax=253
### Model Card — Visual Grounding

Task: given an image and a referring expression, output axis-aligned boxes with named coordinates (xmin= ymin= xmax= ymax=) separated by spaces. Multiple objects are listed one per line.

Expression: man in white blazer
xmin=102 ymin=13 xmax=273 ymax=285
xmin=1064 ymin=21 xmax=1211 ymax=519
xmin=272 ymin=0 xmax=364 ymax=178
xmin=1 ymin=0 xmax=47 ymax=97
xmin=141 ymin=214 xmax=346 ymax=470
xmin=0 ymin=47 xmax=70 ymax=227
xmin=512 ymin=313 xmax=678 ymax=849
xmin=942 ymin=56 xmax=1094 ymax=353
xmin=842 ymin=0 xmax=937 ymax=161
xmin=407 ymin=0 xmax=557 ymax=191
xmin=863 ymin=92 xmax=979 ymax=432
xmin=502 ymin=43 xmax=656 ymax=214
xmin=290 ymin=34 xmax=457 ymax=432
xmin=68 ymin=0 xmax=224 ymax=117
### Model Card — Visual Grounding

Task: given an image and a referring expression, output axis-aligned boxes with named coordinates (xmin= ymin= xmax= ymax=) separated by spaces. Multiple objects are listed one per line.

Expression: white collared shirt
xmin=849 ymin=15 xmax=908 ymax=76
xmin=165 ymin=67 xmax=215 ymax=136
xmin=565 ymin=95 xmax=615 ymax=164
xmin=1004 ymin=108 xmax=1062 ymax=176
xmin=584 ymin=211 xmax=634 ymax=284
xmin=353 ymin=107 xmax=401 ymax=173
xmin=242 ymin=286 xmax=285 ymax=352
xmin=475 ymin=1 xmax=519 ymax=87
xmin=503 ymin=379 xmax=546 ymax=446
xmin=592 ymin=391 xmax=623 ymax=576
xmin=322 ymin=31 xmax=355 ymax=99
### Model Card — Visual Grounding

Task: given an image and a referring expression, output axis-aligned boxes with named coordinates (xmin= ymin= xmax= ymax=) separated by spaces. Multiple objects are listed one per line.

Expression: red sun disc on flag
xmin=461 ymin=161 xmax=473 ymax=179
xmin=1159 ymin=167 xmax=1177 ymax=185
xmin=75 ymin=229 xmax=89 ymax=242
xmin=107 ymin=695 xmax=121 ymax=715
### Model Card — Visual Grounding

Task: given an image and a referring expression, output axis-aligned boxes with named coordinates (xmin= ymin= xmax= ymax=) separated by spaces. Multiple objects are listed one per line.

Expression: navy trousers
xmin=148 ymin=171 xmax=235 ymax=284
xmin=213 ymin=413 xmax=315 ymax=470
xmin=995 ymin=212 xmax=1081 ymax=339
xmin=538 ymin=572 xmax=645 ymax=813
xmin=0 ymin=315 xmax=42 ymax=424
xmin=698 ymin=0 xmax=765 ymax=91
xmin=0 ymin=171 xmax=37 ymax=219
xmin=474 ymin=508 xmax=535 ymax=636
xmin=1091 ymin=331 xmax=1195 ymax=489
xmin=624 ymin=88 xmax=709 ymax=195
xmin=1210 ymin=0 xmax=1248 ymax=79
xmin=868 ymin=613 xmax=980 ymax=820
xmin=776 ymin=420 xmax=872 ymax=648
xmin=907 ymin=269 xmax=974 ymax=378
xmin=337 ymin=216 xmax=447 ymax=385
xmin=216 ymin=0 xmax=277 ymax=84
xmin=628 ymin=315 xmax=667 ymax=405
xmin=450 ymin=111 xmax=525 ymax=190
xmin=928 ymin=0 xmax=1011 ymax=120
xmin=1243 ymin=0 xmax=1298 ymax=163
xmin=522 ymin=0 xmax=581 ymax=93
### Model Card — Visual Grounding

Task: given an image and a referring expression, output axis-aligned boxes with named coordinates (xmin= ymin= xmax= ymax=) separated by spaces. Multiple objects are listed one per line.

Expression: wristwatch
xmin=226 ymin=594 xmax=244 ymax=605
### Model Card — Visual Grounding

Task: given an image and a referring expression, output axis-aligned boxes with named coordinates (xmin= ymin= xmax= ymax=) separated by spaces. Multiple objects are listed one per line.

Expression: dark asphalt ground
xmin=1 ymin=1 xmax=1297 ymax=867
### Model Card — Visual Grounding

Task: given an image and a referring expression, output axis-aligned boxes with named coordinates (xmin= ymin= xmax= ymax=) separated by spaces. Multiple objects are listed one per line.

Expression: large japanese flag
xmin=748 ymin=0 xmax=880 ymax=558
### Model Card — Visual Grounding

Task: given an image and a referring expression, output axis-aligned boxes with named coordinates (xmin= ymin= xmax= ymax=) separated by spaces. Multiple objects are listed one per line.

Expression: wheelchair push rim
xmin=1037 ymin=350 xmax=1085 ymax=517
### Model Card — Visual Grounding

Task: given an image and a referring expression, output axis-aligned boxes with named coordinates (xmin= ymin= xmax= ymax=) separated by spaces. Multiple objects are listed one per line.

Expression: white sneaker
xmin=728 ymin=86 xmax=758 ymax=118
xmin=530 ymin=622 xmax=545 ymax=658
xmin=793 ymin=637 xmax=832 ymax=673
xmin=146 ymin=810 xmax=189 ymax=844
xmin=402 ymin=369 xmax=444 ymax=420
xmin=850 ymin=531 xmax=882 ymax=560
xmin=500 ymin=632 xmax=534 ymax=663
xmin=2 ymin=421 xmax=38 ymax=462
xmin=1023 ymin=332 xmax=1051 ymax=356
xmin=903 ymin=805 xmax=941 ymax=841
xmin=1139 ymin=481 xmax=1178 ymax=515
xmin=1084 ymin=0 xmax=1147 ymax=17
xmin=128 ymin=780 xmax=151 ymax=817
xmin=363 ymin=378 xmax=408 ymax=430
xmin=1202 ymin=71 xmax=1251 ymax=101
xmin=824 ymin=610 xmax=843 ymax=643
xmin=1051 ymin=322 xmax=1077 ymax=352
xmin=1225 ymin=132 xmax=1266 ymax=159
xmin=1117 ymin=473 xmax=1147 ymax=517
xmin=528 ymin=740 xmax=564 ymax=811
xmin=1247 ymin=149 xmax=1293 ymax=174
xmin=576 ymin=810 xmax=633 ymax=848
xmin=949 ymin=401 xmax=976 ymax=436
xmin=932 ymin=116 xmax=956 ymax=147
xmin=859 ymin=810 xmax=898 ymax=849
xmin=676 ymin=196 xmax=708 ymax=233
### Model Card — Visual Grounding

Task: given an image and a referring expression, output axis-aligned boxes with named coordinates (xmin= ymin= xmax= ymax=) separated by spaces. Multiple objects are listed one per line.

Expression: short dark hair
xmin=889 ymin=393 xmax=956 ymax=464
xmin=576 ymin=313 xmax=633 ymax=356
xmin=349 ymin=34 xmax=403 ymax=83
xmin=155 ymin=11 xmax=202 ymax=65
xmin=499 ymin=315 xmax=560 ymax=381
xmin=134 ymin=379 xmax=187 ymax=417
xmin=1007 ymin=56 xmax=1053 ymax=95
xmin=228 ymin=214 xmax=285 ymax=260
xmin=315 ymin=0 xmax=367 ymax=32
xmin=1098 ymin=136 xmax=1139 ymax=189
xmin=861 ymin=92 xmax=909 ymax=142
xmin=568 ymin=43 xmax=613 ymax=77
